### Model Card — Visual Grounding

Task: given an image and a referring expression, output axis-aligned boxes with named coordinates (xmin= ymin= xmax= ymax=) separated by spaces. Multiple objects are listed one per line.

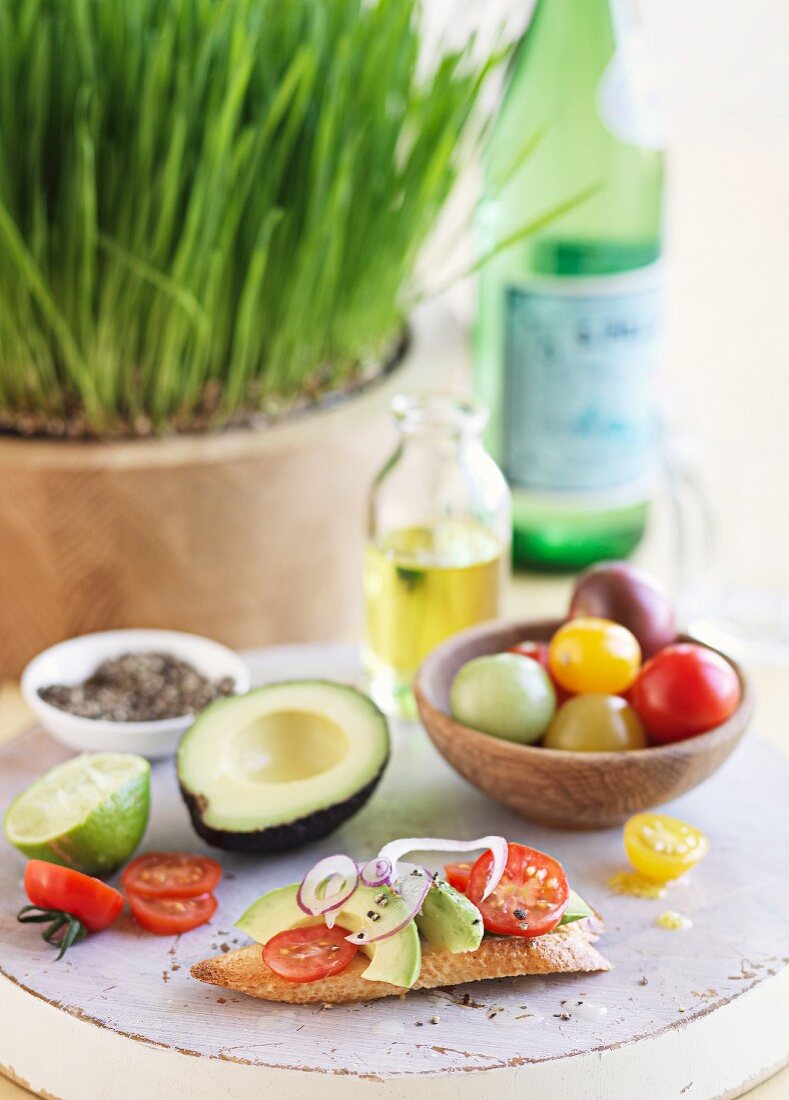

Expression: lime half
xmin=4 ymin=752 xmax=150 ymax=876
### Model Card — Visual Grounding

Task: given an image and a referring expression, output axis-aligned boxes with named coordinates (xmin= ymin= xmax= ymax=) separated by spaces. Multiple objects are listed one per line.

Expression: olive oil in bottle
xmin=364 ymin=520 xmax=504 ymax=709
xmin=363 ymin=395 xmax=510 ymax=718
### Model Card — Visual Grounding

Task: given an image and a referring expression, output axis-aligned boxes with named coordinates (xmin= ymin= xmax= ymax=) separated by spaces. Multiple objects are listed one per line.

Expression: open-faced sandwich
xmin=191 ymin=836 xmax=609 ymax=1003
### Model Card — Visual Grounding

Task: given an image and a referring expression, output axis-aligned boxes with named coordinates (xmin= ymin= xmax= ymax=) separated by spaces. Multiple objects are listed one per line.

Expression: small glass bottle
xmin=364 ymin=393 xmax=511 ymax=718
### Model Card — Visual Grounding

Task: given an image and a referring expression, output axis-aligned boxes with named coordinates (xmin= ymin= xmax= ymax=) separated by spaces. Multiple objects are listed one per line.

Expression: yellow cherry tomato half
xmin=624 ymin=813 xmax=709 ymax=882
xmin=548 ymin=617 xmax=641 ymax=695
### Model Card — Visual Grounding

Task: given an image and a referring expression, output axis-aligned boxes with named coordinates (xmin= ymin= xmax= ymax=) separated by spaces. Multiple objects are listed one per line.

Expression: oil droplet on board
xmin=655 ymin=910 xmax=693 ymax=931
xmin=607 ymin=871 xmax=667 ymax=899
xmin=258 ymin=1007 xmax=305 ymax=1029
xmin=372 ymin=1020 xmax=406 ymax=1038
xmin=568 ymin=1001 xmax=609 ymax=1021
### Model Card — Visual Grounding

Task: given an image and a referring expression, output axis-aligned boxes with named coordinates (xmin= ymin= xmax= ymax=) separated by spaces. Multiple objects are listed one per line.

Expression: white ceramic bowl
xmin=21 ymin=629 xmax=251 ymax=760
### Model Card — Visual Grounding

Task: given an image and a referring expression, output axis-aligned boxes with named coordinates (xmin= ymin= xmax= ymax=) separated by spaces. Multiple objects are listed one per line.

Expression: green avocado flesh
xmin=561 ymin=890 xmax=592 ymax=925
xmin=416 ymin=881 xmax=483 ymax=953
xmin=177 ymin=681 xmax=389 ymax=853
xmin=237 ymin=883 xmax=421 ymax=988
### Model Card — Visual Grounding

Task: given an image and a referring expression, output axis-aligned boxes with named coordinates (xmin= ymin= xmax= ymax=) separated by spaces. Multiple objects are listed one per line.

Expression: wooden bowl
xmin=414 ymin=618 xmax=755 ymax=830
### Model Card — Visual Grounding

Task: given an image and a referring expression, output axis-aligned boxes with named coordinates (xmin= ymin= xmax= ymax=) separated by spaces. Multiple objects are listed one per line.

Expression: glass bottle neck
xmin=391 ymin=393 xmax=488 ymax=445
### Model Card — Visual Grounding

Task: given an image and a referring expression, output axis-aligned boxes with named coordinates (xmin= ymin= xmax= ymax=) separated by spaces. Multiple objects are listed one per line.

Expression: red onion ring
xmin=377 ymin=835 xmax=508 ymax=901
xmin=296 ymin=855 xmax=359 ymax=922
xmin=359 ymin=857 xmax=392 ymax=888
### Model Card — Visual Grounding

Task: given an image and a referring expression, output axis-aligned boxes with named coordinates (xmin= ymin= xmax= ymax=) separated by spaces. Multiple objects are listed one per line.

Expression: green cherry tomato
xmin=450 ymin=653 xmax=556 ymax=744
xmin=542 ymin=693 xmax=647 ymax=752
xmin=548 ymin=617 xmax=641 ymax=695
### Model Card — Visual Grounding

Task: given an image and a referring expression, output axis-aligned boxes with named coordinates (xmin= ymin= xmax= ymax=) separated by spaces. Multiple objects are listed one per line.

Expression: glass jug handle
xmin=660 ymin=429 xmax=716 ymax=630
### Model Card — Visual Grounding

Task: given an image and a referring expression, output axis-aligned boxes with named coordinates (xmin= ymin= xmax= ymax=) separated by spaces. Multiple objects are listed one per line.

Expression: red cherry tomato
xmin=24 ymin=861 xmax=123 ymax=932
xmin=443 ymin=861 xmax=472 ymax=893
xmin=127 ymin=891 xmax=217 ymax=935
xmin=631 ymin=643 xmax=741 ymax=743
xmin=508 ymin=640 xmax=551 ymax=669
xmin=508 ymin=640 xmax=570 ymax=703
xmin=262 ymin=924 xmax=358 ymax=983
xmin=466 ymin=843 xmax=568 ymax=938
xmin=122 ymin=853 xmax=222 ymax=899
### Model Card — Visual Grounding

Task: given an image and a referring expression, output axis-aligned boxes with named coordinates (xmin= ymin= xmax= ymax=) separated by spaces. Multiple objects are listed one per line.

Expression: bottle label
xmin=503 ymin=266 xmax=662 ymax=496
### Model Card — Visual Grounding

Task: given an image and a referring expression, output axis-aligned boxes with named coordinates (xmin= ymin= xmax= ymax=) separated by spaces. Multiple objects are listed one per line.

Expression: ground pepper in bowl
xmin=39 ymin=652 xmax=236 ymax=722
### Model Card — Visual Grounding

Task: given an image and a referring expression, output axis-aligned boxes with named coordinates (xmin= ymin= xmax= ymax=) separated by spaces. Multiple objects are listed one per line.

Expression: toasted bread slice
xmin=191 ymin=916 xmax=609 ymax=1004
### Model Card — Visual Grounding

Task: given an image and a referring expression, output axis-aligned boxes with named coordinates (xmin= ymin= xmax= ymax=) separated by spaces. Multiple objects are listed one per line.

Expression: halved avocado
xmin=177 ymin=681 xmax=389 ymax=853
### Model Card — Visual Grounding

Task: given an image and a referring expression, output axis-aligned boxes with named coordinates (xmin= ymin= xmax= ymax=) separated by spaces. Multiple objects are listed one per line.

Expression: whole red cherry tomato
xmin=630 ymin=643 xmax=740 ymax=743
xmin=23 ymin=861 xmax=124 ymax=932
xmin=508 ymin=640 xmax=570 ymax=703
xmin=508 ymin=640 xmax=551 ymax=670
xmin=18 ymin=861 xmax=124 ymax=959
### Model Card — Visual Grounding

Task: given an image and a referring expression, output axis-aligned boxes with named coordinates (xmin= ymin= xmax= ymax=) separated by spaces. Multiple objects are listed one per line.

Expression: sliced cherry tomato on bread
xmin=122 ymin=852 xmax=222 ymax=899
xmin=262 ymin=924 xmax=358 ymax=983
xmin=23 ymin=861 xmax=123 ymax=932
xmin=127 ymin=891 xmax=217 ymax=935
xmin=443 ymin=861 xmax=472 ymax=893
xmin=467 ymin=842 xmax=568 ymax=937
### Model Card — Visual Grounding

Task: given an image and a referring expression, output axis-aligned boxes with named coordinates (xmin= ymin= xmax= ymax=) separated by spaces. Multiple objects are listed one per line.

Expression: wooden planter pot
xmin=0 ymin=309 xmax=457 ymax=678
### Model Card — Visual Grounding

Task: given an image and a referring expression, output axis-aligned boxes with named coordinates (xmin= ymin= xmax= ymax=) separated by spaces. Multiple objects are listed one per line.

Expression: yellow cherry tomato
xmin=548 ymin=617 xmax=641 ymax=695
xmin=542 ymin=694 xmax=647 ymax=752
xmin=624 ymin=813 xmax=709 ymax=882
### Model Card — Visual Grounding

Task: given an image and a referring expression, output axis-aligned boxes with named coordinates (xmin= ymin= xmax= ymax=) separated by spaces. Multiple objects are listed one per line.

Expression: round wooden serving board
xmin=1 ymin=643 xmax=788 ymax=1100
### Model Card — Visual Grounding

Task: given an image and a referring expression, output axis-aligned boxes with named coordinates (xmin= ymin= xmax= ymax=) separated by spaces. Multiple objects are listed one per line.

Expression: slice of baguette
xmin=191 ymin=916 xmax=609 ymax=1005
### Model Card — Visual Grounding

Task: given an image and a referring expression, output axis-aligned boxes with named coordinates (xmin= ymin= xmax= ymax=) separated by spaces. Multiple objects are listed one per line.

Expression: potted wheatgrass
xmin=0 ymin=0 xmax=505 ymax=674
xmin=0 ymin=0 xmax=581 ymax=674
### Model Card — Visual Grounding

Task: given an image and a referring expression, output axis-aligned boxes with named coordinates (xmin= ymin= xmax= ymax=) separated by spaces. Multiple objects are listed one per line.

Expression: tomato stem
xmin=17 ymin=905 xmax=87 ymax=960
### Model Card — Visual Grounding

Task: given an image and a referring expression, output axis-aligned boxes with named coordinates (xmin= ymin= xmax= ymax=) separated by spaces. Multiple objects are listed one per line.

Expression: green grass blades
xmin=0 ymin=0 xmax=495 ymax=436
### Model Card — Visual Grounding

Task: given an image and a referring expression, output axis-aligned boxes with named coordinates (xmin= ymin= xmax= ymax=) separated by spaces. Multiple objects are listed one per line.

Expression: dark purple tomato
xmin=569 ymin=562 xmax=676 ymax=659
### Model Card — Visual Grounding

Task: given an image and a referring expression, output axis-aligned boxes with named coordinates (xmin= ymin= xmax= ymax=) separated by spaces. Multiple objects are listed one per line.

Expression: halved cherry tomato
xmin=467 ymin=842 xmax=568 ymax=937
xmin=262 ymin=924 xmax=358 ymax=983
xmin=24 ymin=861 xmax=123 ymax=932
xmin=443 ymin=861 xmax=472 ymax=893
xmin=624 ymin=813 xmax=709 ymax=882
xmin=122 ymin=853 xmax=222 ymax=899
xmin=127 ymin=891 xmax=217 ymax=935
xmin=630 ymin=643 xmax=740 ymax=743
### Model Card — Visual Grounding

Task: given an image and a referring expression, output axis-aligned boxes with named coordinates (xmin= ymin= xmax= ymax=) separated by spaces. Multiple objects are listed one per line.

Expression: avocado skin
xmin=179 ymin=764 xmax=387 ymax=854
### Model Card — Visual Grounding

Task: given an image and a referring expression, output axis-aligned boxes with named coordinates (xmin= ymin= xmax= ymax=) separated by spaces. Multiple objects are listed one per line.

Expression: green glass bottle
xmin=475 ymin=0 xmax=665 ymax=572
